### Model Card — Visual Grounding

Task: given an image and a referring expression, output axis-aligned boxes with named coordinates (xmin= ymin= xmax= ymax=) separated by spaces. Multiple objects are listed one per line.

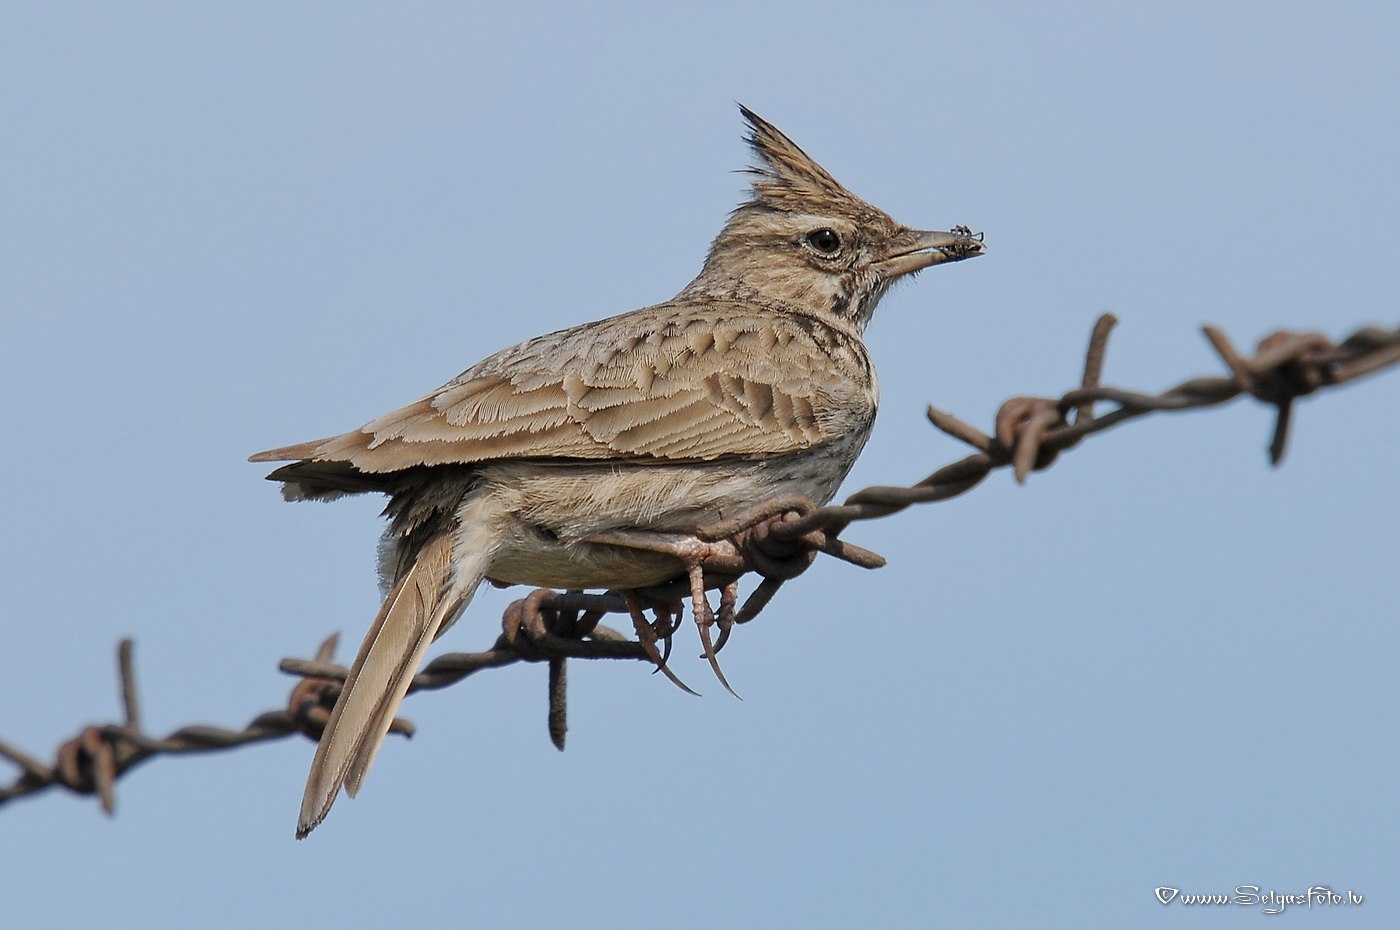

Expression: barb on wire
xmin=0 ymin=636 xmax=339 ymax=813
xmin=3 ymin=316 xmax=1396 ymax=817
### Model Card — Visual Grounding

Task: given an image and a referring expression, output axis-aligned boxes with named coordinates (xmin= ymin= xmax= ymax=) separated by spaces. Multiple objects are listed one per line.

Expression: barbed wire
xmin=3 ymin=314 xmax=1395 ymax=816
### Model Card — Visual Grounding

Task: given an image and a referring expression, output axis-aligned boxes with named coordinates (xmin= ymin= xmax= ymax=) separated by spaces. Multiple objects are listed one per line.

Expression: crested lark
xmin=252 ymin=106 xmax=983 ymax=837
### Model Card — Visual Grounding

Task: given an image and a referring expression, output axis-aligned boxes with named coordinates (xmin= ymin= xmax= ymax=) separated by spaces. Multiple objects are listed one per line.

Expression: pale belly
xmin=467 ymin=442 xmax=862 ymax=591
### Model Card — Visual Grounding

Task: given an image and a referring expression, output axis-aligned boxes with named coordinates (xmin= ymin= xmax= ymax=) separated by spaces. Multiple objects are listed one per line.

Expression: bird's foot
xmin=621 ymin=591 xmax=699 ymax=696
xmin=587 ymin=529 xmax=742 ymax=697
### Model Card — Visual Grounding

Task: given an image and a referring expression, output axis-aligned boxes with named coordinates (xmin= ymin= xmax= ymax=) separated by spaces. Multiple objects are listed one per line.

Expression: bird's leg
xmin=621 ymin=591 xmax=699 ymax=696
xmin=587 ymin=529 xmax=740 ymax=698
xmin=686 ymin=557 xmax=741 ymax=699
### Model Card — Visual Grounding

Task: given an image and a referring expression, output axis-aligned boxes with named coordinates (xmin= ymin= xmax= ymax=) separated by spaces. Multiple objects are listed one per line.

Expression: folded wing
xmin=251 ymin=302 xmax=867 ymax=496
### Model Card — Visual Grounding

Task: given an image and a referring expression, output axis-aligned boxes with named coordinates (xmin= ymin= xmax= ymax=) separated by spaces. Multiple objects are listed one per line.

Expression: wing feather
xmin=250 ymin=301 xmax=872 ymax=478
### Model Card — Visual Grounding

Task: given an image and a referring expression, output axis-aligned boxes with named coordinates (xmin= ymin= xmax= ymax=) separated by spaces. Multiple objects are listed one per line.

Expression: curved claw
xmin=688 ymin=560 xmax=744 ymax=697
xmin=687 ymin=566 xmax=741 ymax=699
xmin=646 ymin=636 xmax=701 ymax=697
xmin=623 ymin=592 xmax=700 ymax=697
xmin=711 ymin=582 xmax=738 ymax=654
xmin=696 ymin=616 xmax=741 ymax=700
xmin=658 ymin=623 xmax=675 ymax=666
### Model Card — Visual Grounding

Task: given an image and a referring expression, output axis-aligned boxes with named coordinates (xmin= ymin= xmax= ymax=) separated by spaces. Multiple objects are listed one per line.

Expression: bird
xmin=251 ymin=105 xmax=984 ymax=837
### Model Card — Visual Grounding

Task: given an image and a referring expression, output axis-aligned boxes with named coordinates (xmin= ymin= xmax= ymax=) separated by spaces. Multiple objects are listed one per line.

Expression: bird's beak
xmin=878 ymin=226 xmax=986 ymax=278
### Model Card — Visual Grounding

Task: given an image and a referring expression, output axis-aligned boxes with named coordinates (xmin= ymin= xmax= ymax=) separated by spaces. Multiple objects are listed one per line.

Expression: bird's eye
xmin=804 ymin=228 xmax=842 ymax=254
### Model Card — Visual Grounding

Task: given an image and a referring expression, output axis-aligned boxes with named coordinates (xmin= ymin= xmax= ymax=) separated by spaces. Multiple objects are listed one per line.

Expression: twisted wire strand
xmin=3 ymin=316 xmax=1395 ymax=815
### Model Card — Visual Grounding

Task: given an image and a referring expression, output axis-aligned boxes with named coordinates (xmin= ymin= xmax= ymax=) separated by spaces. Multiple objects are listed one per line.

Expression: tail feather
xmin=297 ymin=530 xmax=481 ymax=838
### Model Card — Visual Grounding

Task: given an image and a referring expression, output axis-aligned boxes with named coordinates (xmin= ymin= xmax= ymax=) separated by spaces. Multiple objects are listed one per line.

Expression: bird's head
xmin=688 ymin=105 xmax=983 ymax=331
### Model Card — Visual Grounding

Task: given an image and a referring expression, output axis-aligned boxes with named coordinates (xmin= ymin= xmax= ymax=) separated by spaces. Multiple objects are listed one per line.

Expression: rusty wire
xmin=3 ymin=315 xmax=1395 ymax=816
xmin=0 ymin=638 xmax=337 ymax=812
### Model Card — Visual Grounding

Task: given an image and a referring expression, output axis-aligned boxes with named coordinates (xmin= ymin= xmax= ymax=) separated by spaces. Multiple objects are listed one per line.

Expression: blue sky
xmin=2 ymin=3 xmax=1396 ymax=927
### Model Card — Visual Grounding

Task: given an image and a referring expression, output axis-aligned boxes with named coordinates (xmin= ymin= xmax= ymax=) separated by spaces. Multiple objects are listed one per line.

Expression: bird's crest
xmin=738 ymin=104 xmax=868 ymax=216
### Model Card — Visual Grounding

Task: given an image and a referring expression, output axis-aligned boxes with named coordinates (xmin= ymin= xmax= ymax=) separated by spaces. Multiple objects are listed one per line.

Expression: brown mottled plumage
xmin=251 ymin=106 xmax=983 ymax=837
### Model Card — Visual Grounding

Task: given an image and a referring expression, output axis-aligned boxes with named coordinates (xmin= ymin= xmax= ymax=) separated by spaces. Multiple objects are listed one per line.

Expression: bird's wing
xmin=251 ymin=302 xmax=871 ymax=475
